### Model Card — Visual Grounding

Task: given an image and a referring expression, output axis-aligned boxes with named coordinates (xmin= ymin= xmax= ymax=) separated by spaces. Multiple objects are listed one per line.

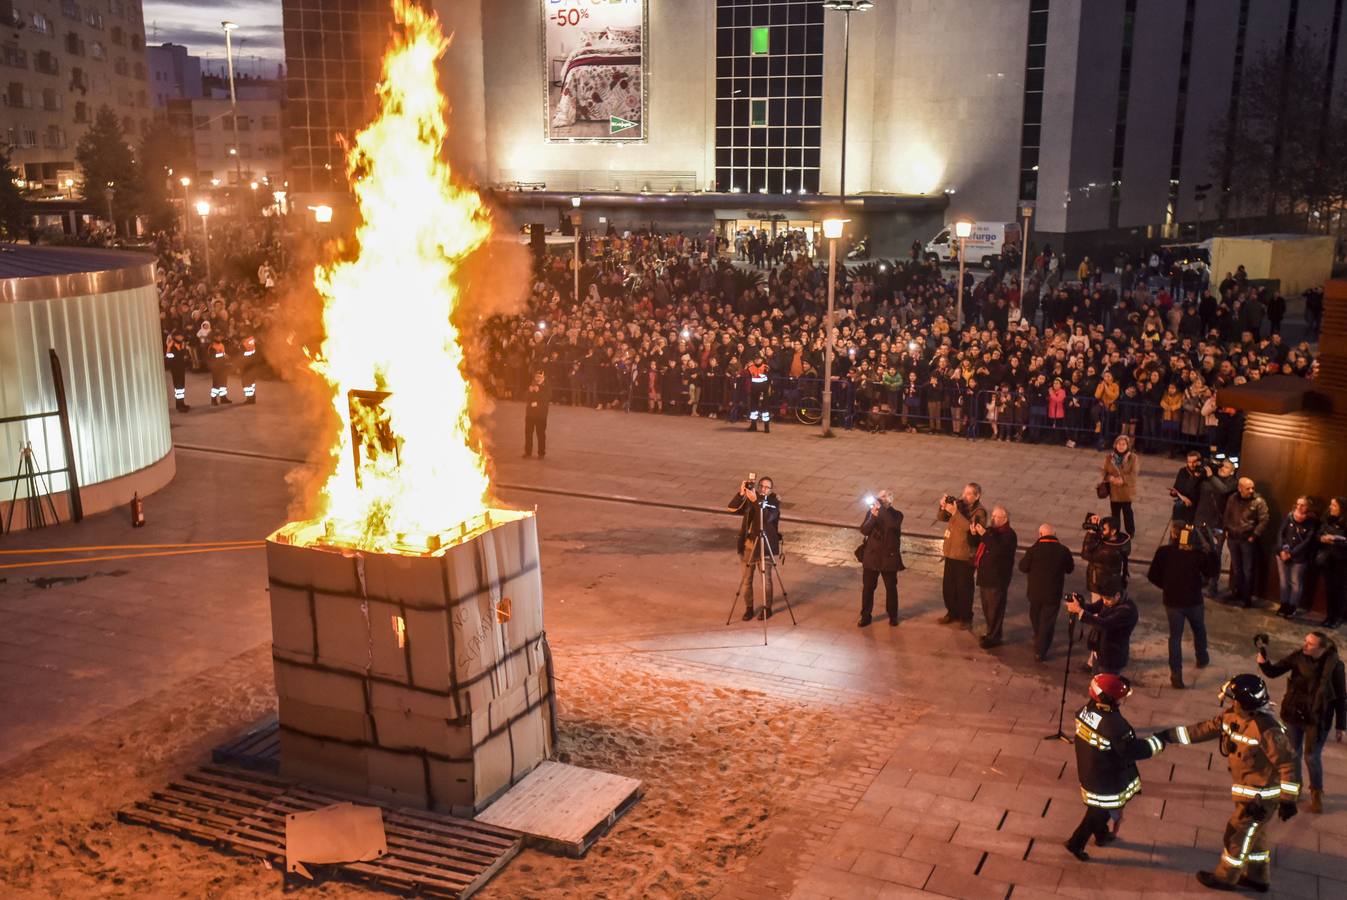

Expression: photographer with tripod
xmin=1066 ymin=590 xmax=1139 ymax=676
xmin=857 ymin=490 xmax=905 ymax=627
xmin=728 ymin=474 xmax=781 ymax=621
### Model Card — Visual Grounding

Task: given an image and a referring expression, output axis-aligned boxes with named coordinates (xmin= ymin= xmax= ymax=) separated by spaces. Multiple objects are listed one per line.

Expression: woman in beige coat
xmin=1101 ymin=434 xmax=1140 ymax=537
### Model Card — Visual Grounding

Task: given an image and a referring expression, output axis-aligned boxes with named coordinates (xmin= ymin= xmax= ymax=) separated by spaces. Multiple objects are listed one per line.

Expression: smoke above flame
xmin=304 ymin=0 xmax=492 ymax=550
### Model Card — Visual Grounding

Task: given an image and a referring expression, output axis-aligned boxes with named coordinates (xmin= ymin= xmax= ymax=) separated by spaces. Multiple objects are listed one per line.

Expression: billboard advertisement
xmin=542 ymin=0 xmax=647 ymax=142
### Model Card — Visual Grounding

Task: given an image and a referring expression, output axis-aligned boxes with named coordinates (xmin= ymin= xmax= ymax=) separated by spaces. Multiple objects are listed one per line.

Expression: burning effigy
xmin=266 ymin=0 xmax=552 ymax=816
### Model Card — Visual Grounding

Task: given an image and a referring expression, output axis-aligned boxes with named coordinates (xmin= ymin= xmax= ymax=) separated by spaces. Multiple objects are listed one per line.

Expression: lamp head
xmin=222 ymin=21 xmax=238 ymax=31
xmin=822 ymin=218 xmax=847 ymax=240
xmin=311 ymin=204 xmax=333 ymax=223
xmin=179 ymin=176 xmax=191 ymax=187
xmin=571 ymin=196 xmax=581 ymax=208
xmin=195 ymin=200 xmax=211 ymax=217
xmin=955 ymin=220 xmax=973 ymax=238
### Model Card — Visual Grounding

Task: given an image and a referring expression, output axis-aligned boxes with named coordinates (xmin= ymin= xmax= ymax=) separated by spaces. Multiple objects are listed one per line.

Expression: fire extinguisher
xmin=131 ymin=492 xmax=145 ymax=527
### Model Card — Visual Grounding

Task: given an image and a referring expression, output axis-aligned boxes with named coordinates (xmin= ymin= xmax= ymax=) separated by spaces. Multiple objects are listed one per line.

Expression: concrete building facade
xmin=282 ymin=0 xmax=1347 ymax=255
xmin=145 ymin=41 xmax=201 ymax=111
xmin=1 ymin=0 xmax=151 ymax=189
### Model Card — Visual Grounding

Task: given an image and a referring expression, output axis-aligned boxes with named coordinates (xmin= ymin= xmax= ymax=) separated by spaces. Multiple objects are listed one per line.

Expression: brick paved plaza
xmin=1 ymin=372 xmax=1344 ymax=899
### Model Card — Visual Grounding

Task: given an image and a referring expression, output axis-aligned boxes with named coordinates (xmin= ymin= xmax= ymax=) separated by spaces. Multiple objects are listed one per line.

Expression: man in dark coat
xmin=1019 ymin=523 xmax=1076 ymax=661
xmin=523 ymin=370 xmax=551 ymax=458
xmin=971 ymin=505 xmax=1018 ymax=649
xmin=1148 ymin=522 xmax=1218 ymax=689
xmin=1067 ymin=590 xmax=1139 ymax=675
xmin=858 ymin=490 xmax=905 ymax=627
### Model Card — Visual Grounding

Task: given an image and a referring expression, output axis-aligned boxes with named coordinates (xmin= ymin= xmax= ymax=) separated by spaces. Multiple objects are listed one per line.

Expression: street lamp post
xmin=954 ymin=219 xmax=972 ymax=332
xmin=820 ymin=217 xmax=848 ymax=437
xmin=1018 ymin=203 xmax=1033 ymax=322
xmin=571 ymin=196 xmax=582 ymax=303
xmin=222 ymin=21 xmax=243 ymax=186
xmin=179 ymin=176 xmax=192 ymax=236
xmin=196 ymin=200 xmax=212 ymax=283
xmin=104 ymin=181 xmax=115 ymax=233
xmin=823 ymin=1 xmax=872 ymax=213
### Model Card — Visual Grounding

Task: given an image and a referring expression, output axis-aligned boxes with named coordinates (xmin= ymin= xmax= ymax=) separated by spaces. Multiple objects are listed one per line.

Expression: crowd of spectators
xmin=152 ymin=219 xmax=287 ymax=369
xmin=480 ymin=227 xmax=1323 ymax=460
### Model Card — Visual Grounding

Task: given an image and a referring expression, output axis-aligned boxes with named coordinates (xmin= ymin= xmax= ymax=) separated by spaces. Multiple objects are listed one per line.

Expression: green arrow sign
xmin=609 ymin=115 xmax=638 ymax=135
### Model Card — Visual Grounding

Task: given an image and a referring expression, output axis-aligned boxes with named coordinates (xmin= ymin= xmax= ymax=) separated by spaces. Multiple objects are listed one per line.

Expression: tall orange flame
xmin=305 ymin=0 xmax=492 ymax=551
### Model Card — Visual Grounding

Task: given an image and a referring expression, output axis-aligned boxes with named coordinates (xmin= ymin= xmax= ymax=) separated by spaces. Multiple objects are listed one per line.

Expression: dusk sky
xmin=142 ymin=0 xmax=285 ymax=78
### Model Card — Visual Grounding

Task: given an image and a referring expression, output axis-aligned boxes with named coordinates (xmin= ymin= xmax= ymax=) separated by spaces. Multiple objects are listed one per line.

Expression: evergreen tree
xmin=74 ymin=105 xmax=137 ymax=232
xmin=0 ymin=146 xmax=26 ymax=240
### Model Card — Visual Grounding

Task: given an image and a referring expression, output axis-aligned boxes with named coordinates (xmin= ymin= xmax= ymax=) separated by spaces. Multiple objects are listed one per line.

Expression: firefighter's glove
xmin=1278 ymin=801 xmax=1298 ymax=822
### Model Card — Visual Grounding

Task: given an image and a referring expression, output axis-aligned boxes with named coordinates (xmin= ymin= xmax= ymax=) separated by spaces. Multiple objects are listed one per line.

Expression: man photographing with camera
xmin=857 ymin=490 xmax=904 ymax=627
xmin=937 ymin=483 xmax=988 ymax=630
xmin=728 ymin=474 xmax=781 ymax=621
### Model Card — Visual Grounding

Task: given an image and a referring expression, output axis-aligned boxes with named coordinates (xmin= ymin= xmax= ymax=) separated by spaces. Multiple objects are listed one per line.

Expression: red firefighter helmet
xmin=1089 ymin=673 xmax=1133 ymax=706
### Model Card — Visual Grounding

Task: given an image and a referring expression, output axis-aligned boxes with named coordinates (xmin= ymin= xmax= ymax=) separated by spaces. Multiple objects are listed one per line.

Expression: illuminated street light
xmin=311 ymin=205 xmax=333 ymax=224
xmin=955 ymin=220 xmax=972 ymax=331
xmin=196 ymin=200 xmax=213 ymax=283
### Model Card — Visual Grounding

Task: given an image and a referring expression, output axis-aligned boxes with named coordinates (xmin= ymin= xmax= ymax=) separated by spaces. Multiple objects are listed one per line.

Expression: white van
xmin=923 ymin=222 xmax=1021 ymax=268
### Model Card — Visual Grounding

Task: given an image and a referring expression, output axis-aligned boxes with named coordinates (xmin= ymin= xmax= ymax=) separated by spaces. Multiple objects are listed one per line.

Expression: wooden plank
xmin=211 ymin=717 xmax=283 ymax=772
xmin=474 ymin=761 xmax=642 ymax=857
xmin=119 ymin=763 xmax=522 ymax=900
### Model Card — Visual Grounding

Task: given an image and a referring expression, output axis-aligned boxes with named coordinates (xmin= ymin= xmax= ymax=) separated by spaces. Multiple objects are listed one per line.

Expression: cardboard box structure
xmin=266 ymin=509 xmax=555 ymax=816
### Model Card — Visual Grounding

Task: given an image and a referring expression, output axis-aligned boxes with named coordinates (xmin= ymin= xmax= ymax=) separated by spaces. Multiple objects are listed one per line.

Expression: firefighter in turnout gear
xmin=745 ymin=355 xmax=771 ymax=432
xmin=1161 ymin=674 xmax=1299 ymax=893
xmin=240 ymin=333 xmax=259 ymax=404
xmin=208 ymin=339 xmax=232 ymax=405
xmin=165 ymin=331 xmax=190 ymax=412
xmin=1064 ymin=674 xmax=1166 ymax=861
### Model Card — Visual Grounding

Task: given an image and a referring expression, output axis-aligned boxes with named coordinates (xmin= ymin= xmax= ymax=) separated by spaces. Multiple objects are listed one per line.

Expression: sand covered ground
xmin=0 ymin=643 xmax=865 ymax=899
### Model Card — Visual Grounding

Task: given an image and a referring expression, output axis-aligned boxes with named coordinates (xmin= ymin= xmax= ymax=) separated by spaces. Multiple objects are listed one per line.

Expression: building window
xmin=62 ymin=1 xmax=79 ymax=21
xmin=238 ymin=116 xmax=251 ymax=132
xmin=41 ymin=89 xmax=61 ymax=111
xmin=751 ymin=26 xmax=769 ymax=55
xmin=65 ymin=32 xmax=84 ymax=56
xmin=715 ymin=0 xmax=825 ymax=195
xmin=74 ymin=101 xmax=88 ymax=123
xmin=194 ymin=115 xmax=210 ymax=130
xmin=111 ymin=26 xmax=125 ymax=46
xmin=1165 ymin=0 xmax=1197 ymax=231
xmin=1017 ymin=0 xmax=1049 ymax=202
xmin=5 ymin=82 xmax=32 ymax=108
xmin=35 ymin=51 xmax=59 ymax=76
xmin=114 ymin=57 xmax=128 ymax=75
xmin=90 ymin=41 xmax=106 ymax=60
xmin=70 ymin=67 xmax=88 ymax=92
xmin=130 ymin=33 xmax=143 ymax=52
xmin=261 ymin=115 xmax=278 ymax=131
xmin=31 ymin=13 xmax=51 ymax=35
xmin=2 ymin=43 xmax=28 ymax=69
xmin=1107 ymin=0 xmax=1138 ymax=229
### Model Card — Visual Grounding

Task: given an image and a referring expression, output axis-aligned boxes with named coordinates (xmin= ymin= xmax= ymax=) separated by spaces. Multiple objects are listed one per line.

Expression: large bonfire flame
xmin=304 ymin=0 xmax=492 ymax=551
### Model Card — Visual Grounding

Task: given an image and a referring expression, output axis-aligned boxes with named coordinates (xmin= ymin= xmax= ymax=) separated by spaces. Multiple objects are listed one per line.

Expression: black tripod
xmin=1044 ymin=612 xmax=1080 ymax=743
xmin=725 ymin=503 xmax=797 ymax=645
xmin=5 ymin=442 xmax=60 ymax=534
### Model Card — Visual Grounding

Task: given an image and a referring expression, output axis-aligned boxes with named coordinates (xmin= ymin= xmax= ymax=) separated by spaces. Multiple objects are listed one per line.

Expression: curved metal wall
xmin=0 ymin=280 xmax=171 ymax=497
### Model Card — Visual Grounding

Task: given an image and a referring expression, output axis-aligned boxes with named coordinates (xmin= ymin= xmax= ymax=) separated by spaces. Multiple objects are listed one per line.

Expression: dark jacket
xmin=1278 ymin=514 xmax=1319 ymax=563
xmin=1019 ymin=535 xmax=1076 ymax=605
xmin=1224 ymin=491 xmax=1271 ymax=539
xmin=1082 ymin=529 xmax=1132 ymax=597
xmin=1194 ymin=473 xmax=1237 ymax=529
xmin=524 ymin=381 xmax=552 ymax=419
xmin=1079 ymin=596 xmax=1139 ymax=673
xmin=1259 ymin=644 xmax=1347 ymax=732
xmin=1073 ymin=699 xmax=1163 ymax=808
xmin=1172 ymin=466 xmax=1206 ymax=523
xmin=860 ymin=505 xmax=906 ymax=573
xmin=1146 ymin=542 xmax=1217 ymax=608
xmin=728 ymin=490 xmax=781 ymax=556
xmin=971 ymin=524 xmax=1018 ymax=589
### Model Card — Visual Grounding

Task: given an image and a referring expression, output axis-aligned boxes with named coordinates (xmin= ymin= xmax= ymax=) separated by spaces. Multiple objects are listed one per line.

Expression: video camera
xmin=1081 ymin=512 xmax=1102 ymax=533
xmin=943 ymin=494 xmax=958 ymax=506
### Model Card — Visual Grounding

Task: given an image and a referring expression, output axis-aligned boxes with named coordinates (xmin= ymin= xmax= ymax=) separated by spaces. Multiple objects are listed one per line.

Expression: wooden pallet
xmin=211 ymin=716 xmax=280 ymax=773
xmin=474 ymin=761 xmax=643 ymax=858
xmin=117 ymin=765 xmax=521 ymax=899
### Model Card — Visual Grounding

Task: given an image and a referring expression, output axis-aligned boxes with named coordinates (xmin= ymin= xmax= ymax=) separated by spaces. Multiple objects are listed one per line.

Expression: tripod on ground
xmin=1044 ymin=609 xmax=1080 ymax=743
xmin=5 ymin=442 xmax=60 ymax=534
xmin=724 ymin=500 xmax=797 ymax=645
